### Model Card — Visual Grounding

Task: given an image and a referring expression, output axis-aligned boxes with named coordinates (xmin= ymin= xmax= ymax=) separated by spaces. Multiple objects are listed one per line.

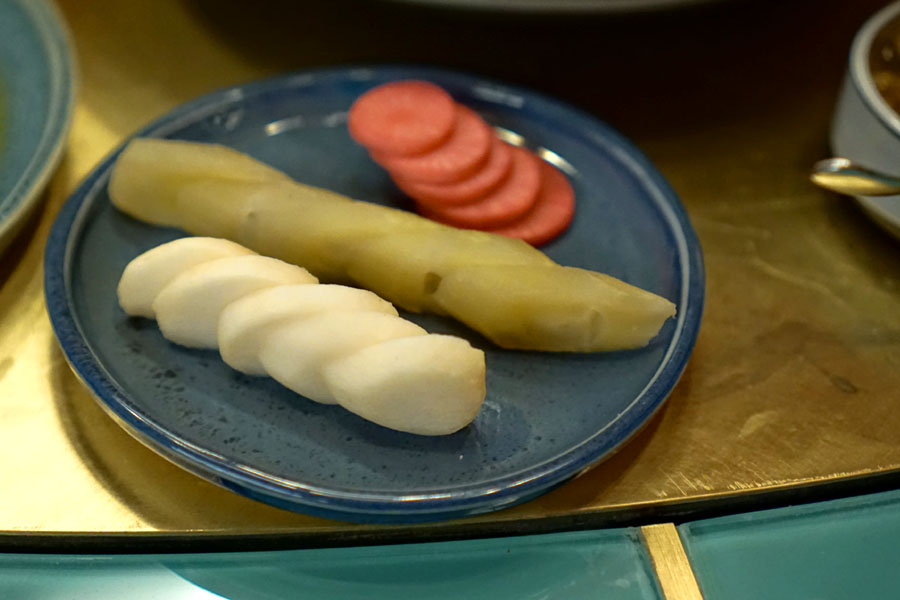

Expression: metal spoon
xmin=810 ymin=158 xmax=900 ymax=196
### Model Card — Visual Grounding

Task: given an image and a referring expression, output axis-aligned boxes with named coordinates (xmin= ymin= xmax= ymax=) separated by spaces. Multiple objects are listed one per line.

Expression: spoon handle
xmin=810 ymin=158 xmax=900 ymax=196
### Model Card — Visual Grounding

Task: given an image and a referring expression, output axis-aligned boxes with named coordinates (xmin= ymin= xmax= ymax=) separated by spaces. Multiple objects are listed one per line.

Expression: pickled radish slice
xmin=394 ymin=138 xmax=513 ymax=207
xmin=489 ymin=161 xmax=576 ymax=246
xmin=371 ymin=106 xmax=492 ymax=184
xmin=416 ymin=146 xmax=541 ymax=229
xmin=348 ymin=80 xmax=456 ymax=156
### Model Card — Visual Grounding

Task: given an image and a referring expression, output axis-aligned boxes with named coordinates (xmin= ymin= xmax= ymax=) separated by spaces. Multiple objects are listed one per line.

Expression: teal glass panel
xmin=0 ymin=529 xmax=662 ymax=599
xmin=681 ymin=489 xmax=900 ymax=599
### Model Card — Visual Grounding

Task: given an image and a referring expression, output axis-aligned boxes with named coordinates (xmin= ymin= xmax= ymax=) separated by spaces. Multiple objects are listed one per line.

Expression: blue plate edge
xmin=0 ymin=0 xmax=76 ymax=246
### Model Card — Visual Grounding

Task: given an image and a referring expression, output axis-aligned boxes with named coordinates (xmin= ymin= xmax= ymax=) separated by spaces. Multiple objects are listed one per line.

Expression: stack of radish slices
xmin=348 ymin=80 xmax=575 ymax=247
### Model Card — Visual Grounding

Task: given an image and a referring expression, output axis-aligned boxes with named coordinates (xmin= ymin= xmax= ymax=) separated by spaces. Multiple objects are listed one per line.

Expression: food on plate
xmin=347 ymin=80 xmax=575 ymax=245
xmin=152 ymin=254 xmax=318 ymax=349
xmin=416 ymin=145 xmax=541 ymax=229
xmin=123 ymin=175 xmax=433 ymax=284
xmin=218 ymin=284 xmax=397 ymax=375
xmin=432 ymin=265 xmax=676 ymax=352
xmin=393 ymin=137 xmax=513 ymax=207
xmin=117 ymin=236 xmax=254 ymax=318
xmin=348 ymin=80 xmax=457 ymax=156
xmin=343 ymin=228 xmax=552 ymax=314
xmin=234 ymin=183 xmax=435 ymax=285
xmin=259 ymin=311 xmax=427 ymax=405
xmin=370 ymin=106 xmax=493 ymax=184
xmin=108 ymin=138 xmax=289 ymax=225
xmin=323 ymin=334 xmax=487 ymax=437
xmin=487 ymin=160 xmax=577 ymax=247
xmin=119 ymin=237 xmax=486 ymax=436
xmin=110 ymin=138 xmax=676 ymax=352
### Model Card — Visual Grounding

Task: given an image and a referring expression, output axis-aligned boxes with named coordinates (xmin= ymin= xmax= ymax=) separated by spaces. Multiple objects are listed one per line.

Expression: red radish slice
xmin=393 ymin=138 xmax=514 ymax=207
xmin=348 ymin=81 xmax=456 ymax=156
xmin=489 ymin=161 xmax=576 ymax=247
xmin=417 ymin=146 xmax=541 ymax=229
xmin=372 ymin=106 xmax=492 ymax=184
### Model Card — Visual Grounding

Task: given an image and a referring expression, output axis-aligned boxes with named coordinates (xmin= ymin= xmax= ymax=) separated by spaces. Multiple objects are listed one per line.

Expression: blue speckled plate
xmin=0 ymin=0 xmax=74 ymax=253
xmin=44 ymin=66 xmax=704 ymax=523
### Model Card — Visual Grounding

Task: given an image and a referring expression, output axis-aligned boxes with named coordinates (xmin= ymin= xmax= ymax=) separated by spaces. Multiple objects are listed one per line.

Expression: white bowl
xmin=832 ymin=0 xmax=900 ymax=239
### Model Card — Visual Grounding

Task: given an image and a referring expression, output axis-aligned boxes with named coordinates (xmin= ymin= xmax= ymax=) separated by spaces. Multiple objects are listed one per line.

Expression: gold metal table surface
xmin=2 ymin=0 xmax=898 ymax=543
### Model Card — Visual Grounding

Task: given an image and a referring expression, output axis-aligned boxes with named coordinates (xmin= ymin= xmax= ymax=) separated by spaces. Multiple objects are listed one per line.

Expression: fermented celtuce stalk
xmin=110 ymin=138 xmax=677 ymax=352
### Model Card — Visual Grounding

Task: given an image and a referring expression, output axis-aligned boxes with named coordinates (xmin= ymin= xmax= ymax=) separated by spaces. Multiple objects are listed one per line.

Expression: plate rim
xmin=44 ymin=65 xmax=704 ymax=520
xmin=0 ymin=0 xmax=76 ymax=250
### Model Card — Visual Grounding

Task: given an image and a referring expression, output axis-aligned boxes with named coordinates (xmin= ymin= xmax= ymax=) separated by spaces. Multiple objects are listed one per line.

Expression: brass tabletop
xmin=2 ymin=0 xmax=899 ymax=542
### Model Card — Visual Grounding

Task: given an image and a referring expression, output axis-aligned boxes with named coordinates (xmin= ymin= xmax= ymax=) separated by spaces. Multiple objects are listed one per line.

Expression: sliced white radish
xmin=258 ymin=311 xmax=426 ymax=405
xmin=152 ymin=254 xmax=317 ymax=348
xmin=117 ymin=237 xmax=254 ymax=318
xmin=218 ymin=284 xmax=397 ymax=375
xmin=323 ymin=335 xmax=485 ymax=435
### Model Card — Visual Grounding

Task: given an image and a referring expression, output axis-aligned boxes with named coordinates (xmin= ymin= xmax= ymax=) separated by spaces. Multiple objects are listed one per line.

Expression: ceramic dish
xmin=0 ymin=0 xmax=75 ymax=254
xmin=45 ymin=66 xmax=704 ymax=523
xmin=832 ymin=0 xmax=900 ymax=239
